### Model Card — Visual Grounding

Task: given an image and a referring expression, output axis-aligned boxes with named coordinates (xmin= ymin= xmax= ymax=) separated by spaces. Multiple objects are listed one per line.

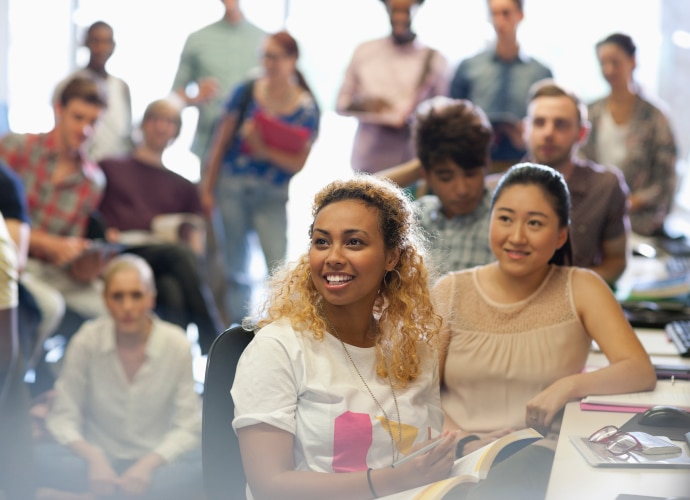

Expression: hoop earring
xmin=383 ymin=268 xmax=402 ymax=290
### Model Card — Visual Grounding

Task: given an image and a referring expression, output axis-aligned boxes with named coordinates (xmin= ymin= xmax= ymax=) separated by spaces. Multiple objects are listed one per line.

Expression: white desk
xmin=545 ymin=402 xmax=690 ymax=500
xmin=546 ymin=330 xmax=690 ymax=500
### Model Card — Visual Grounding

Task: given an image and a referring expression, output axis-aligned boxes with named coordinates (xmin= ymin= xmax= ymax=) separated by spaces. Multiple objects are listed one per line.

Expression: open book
xmin=379 ymin=428 xmax=543 ymax=500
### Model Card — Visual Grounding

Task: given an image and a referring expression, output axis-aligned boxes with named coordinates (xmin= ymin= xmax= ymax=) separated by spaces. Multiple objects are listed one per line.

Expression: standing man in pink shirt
xmin=336 ymin=0 xmax=448 ymax=173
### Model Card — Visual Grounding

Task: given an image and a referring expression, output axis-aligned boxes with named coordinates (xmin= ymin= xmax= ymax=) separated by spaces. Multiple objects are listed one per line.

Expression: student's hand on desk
xmin=525 ymin=377 xmax=573 ymax=431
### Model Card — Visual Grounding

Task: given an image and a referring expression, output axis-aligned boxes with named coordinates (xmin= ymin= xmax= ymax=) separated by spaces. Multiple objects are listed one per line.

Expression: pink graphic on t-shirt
xmin=332 ymin=411 xmax=372 ymax=472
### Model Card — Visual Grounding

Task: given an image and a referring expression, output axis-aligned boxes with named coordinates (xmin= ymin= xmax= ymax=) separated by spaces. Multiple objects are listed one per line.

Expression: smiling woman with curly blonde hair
xmin=232 ymin=174 xmax=456 ymax=499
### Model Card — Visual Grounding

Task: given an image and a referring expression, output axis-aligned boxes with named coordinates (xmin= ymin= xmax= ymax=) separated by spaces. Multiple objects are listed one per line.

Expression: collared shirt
xmin=450 ymin=48 xmax=552 ymax=162
xmin=450 ymin=47 xmax=552 ymax=120
xmin=0 ymin=131 xmax=105 ymax=237
xmin=46 ymin=316 xmax=202 ymax=463
xmin=336 ymin=36 xmax=449 ymax=173
xmin=566 ymin=158 xmax=630 ymax=268
xmin=415 ymin=190 xmax=494 ymax=277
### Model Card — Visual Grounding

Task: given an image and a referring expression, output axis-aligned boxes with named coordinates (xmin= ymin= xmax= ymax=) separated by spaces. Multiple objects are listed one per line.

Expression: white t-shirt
xmin=595 ymin=108 xmax=629 ymax=170
xmin=232 ymin=318 xmax=443 ymax=474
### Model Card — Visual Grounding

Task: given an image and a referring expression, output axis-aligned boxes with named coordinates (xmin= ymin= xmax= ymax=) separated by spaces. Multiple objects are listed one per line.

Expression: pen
xmin=392 ymin=438 xmax=444 ymax=468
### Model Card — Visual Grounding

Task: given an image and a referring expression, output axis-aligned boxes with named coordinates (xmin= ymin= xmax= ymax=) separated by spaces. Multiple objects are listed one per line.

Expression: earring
xmin=383 ymin=268 xmax=402 ymax=289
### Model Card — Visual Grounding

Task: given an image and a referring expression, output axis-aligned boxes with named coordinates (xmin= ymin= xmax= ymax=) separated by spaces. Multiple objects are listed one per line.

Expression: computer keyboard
xmin=665 ymin=320 xmax=690 ymax=357
xmin=666 ymin=255 xmax=690 ymax=276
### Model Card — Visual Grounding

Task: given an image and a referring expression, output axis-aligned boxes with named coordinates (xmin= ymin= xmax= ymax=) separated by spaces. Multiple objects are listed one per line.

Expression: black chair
xmin=202 ymin=325 xmax=255 ymax=500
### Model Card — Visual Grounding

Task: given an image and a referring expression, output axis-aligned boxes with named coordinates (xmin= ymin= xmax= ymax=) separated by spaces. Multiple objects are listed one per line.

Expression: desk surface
xmin=546 ymin=402 xmax=690 ymax=500
xmin=546 ymin=328 xmax=690 ymax=500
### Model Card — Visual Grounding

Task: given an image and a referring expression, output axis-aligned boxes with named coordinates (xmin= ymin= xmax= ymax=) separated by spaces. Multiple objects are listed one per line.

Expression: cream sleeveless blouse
xmin=432 ymin=265 xmax=591 ymax=435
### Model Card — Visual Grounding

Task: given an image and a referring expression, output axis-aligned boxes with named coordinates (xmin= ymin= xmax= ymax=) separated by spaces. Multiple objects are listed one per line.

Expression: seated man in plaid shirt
xmin=0 ymin=76 xmax=109 ymax=344
xmin=381 ymin=97 xmax=496 ymax=277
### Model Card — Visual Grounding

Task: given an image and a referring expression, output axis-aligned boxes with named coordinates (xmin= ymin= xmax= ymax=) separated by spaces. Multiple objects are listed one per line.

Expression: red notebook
xmin=253 ymin=110 xmax=311 ymax=153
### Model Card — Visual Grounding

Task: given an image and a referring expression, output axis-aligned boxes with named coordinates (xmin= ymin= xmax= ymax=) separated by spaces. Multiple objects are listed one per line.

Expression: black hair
xmin=268 ymin=30 xmax=321 ymax=128
xmin=596 ymin=33 xmax=636 ymax=58
xmin=491 ymin=162 xmax=572 ymax=266
xmin=414 ymin=98 xmax=493 ymax=172
xmin=85 ymin=20 xmax=113 ymax=41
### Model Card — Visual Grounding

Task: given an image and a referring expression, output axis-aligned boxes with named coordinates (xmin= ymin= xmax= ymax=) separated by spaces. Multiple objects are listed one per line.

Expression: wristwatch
xmin=455 ymin=434 xmax=481 ymax=458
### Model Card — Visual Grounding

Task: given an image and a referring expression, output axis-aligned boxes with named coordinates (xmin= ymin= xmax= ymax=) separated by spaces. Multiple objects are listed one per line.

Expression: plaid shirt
xmin=0 ymin=131 xmax=105 ymax=238
xmin=415 ymin=189 xmax=495 ymax=277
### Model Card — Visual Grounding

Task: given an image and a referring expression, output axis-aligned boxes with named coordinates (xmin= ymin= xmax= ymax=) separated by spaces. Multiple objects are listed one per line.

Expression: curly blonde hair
xmin=253 ymin=174 xmax=441 ymax=388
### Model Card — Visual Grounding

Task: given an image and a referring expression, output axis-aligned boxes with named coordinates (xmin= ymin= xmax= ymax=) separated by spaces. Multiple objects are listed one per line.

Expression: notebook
xmin=580 ymin=379 xmax=690 ymax=412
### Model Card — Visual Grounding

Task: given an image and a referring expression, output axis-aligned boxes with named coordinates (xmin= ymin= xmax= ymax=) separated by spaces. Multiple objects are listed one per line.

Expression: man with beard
xmin=522 ymin=79 xmax=630 ymax=284
xmin=336 ymin=0 xmax=448 ymax=173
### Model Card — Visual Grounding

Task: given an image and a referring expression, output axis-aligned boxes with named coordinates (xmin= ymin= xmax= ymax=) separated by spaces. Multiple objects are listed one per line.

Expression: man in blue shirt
xmin=450 ymin=0 xmax=552 ymax=169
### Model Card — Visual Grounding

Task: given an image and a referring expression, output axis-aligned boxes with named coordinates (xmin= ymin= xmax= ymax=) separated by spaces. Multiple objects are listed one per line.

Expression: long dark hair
xmin=491 ymin=162 xmax=573 ymax=266
xmin=270 ymin=30 xmax=320 ymax=118
xmin=596 ymin=33 xmax=636 ymax=58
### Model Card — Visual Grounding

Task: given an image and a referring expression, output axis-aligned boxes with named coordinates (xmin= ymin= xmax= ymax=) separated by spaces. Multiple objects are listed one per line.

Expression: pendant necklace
xmin=321 ymin=309 xmax=402 ymax=465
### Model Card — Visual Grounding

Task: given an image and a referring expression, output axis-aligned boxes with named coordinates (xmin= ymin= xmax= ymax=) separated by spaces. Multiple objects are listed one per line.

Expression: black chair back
xmin=202 ymin=325 xmax=255 ymax=500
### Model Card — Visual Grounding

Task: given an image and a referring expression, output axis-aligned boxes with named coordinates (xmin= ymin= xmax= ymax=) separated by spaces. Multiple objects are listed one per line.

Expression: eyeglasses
xmin=588 ymin=425 xmax=643 ymax=456
xmin=145 ymin=114 xmax=178 ymax=126
xmin=262 ymin=52 xmax=288 ymax=62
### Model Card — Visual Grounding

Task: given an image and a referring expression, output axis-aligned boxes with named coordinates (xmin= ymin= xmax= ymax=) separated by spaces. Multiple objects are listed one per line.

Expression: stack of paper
xmin=580 ymin=379 xmax=690 ymax=412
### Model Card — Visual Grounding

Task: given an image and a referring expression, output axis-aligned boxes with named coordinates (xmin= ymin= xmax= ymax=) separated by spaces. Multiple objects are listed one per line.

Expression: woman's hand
xmin=200 ymin=185 xmax=215 ymax=217
xmin=525 ymin=376 xmax=575 ymax=431
xmin=393 ymin=431 xmax=457 ymax=491
xmin=241 ymin=120 xmax=269 ymax=160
